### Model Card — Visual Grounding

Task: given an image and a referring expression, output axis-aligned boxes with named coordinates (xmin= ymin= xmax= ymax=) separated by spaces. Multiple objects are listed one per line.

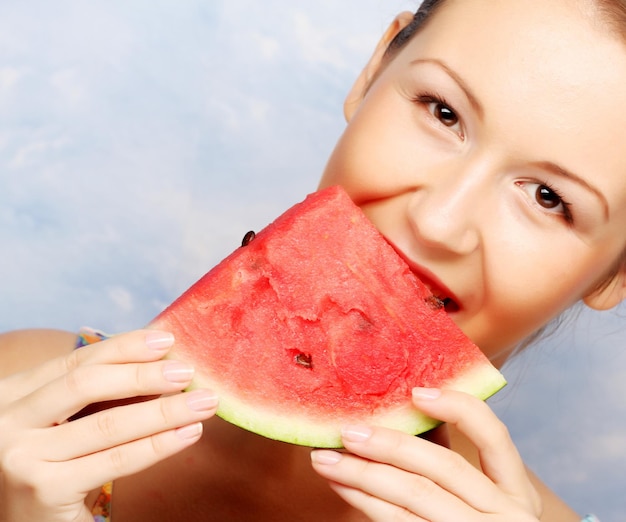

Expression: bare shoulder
xmin=0 ymin=329 xmax=78 ymax=378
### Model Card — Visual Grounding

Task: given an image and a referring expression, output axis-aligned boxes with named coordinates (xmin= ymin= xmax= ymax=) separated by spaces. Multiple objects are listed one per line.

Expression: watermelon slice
xmin=149 ymin=186 xmax=506 ymax=448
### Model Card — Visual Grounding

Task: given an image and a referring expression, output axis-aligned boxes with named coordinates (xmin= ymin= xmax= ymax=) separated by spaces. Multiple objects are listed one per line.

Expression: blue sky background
xmin=0 ymin=1 xmax=624 ymax=519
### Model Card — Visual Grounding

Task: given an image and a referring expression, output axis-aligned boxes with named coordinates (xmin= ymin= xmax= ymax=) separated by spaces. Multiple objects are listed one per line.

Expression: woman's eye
xmin=516 ymin=181 xmax=573 ymax=223
xmin=425 ymin=100 xmax=462 ymax=136
xmin=431 ymin=102 xmax=458 ymax=127
xmin=535 ymin=185 xmax=562 ymax=209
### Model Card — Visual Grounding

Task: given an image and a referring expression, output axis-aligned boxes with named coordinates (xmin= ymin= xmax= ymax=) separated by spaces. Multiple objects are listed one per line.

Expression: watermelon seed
xmin=424 ymin=295 xmax=445 ymax=310
xmin=295 ymin=352 xmax=313 ymax=369
xmin=241 ymin=230 xmax=256 ymax=247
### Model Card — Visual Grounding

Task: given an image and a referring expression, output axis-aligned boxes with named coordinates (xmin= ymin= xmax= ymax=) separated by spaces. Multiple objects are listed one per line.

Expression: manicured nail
xmin=163 ymin=361 xmax=195 ymax=383
xmin=412 ymin=387 xmax=442 ymax=400
xmin=176 ymin=422 xmax=203 ymax=440
xmin=185 ymin=389 xmax=219 ymax=411
xmin=341 ymin=424 xmax=373 ymax=443
xmin=311 ymin=450 xmax=342 ymax=465
xmin=146 ymin=331 xmax=175 ymax=351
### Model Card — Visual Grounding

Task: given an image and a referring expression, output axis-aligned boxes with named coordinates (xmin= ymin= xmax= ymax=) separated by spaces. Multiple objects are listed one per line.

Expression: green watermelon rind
xmin=187 ymin=362 xmax=506 ymax=448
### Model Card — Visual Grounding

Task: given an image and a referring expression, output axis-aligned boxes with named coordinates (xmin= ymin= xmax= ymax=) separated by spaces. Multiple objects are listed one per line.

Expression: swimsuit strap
xmin=90 ymin=481 xmax=113 ymax=521
xmin=75 ymin=327 xmax=114 ymax=522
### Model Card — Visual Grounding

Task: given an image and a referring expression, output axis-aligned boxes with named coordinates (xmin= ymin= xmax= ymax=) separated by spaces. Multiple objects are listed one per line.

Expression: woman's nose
xmin=407 ymin=163 xmax=487 ymax=255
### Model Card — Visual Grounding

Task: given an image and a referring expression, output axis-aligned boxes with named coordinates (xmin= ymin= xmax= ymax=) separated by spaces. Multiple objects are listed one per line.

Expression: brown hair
xmin=594 ymin=1 xmax=626 ymax=42
xmin=385 ymin=0 xmax=447 ymax=57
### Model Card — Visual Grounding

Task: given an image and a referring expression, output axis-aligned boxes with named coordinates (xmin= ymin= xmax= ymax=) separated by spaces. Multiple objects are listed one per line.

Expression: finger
xmin=41 ymin=389 xmax=218 ymax=461
xmin=0 ymin=330 xmax=175 ymax=404
xmin=7 ymin=357 xmax=196 ymax=428
xmin=75 ymin=330 xmax=176 ymax=366
xmin=7 ymin=421 xmax=207 ymax=503
xmin=312 ymin=449 xmax=474 ymax=521
xmin=78 ymin=421 xmax=206 ymax=491
xmin=327 ymin=481 xmax=429 ymax=522
xmin=412 ymin=387 xmax=538 ymax=511
xmin=335 ymin=424 xmax=504 ymax=513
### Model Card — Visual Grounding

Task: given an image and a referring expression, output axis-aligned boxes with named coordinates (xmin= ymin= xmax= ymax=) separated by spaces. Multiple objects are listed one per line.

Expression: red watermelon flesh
xmin=149 ymin=186 xmax=506 ymax=448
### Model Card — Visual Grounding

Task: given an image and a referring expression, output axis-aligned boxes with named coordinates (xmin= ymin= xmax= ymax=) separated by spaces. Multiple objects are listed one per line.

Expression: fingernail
xmin=163 ymin=361 xmax=195 ymax=383
xmin=341 ymin=424 xmax=372 ymax=443
xmin=311 ymin=449 xmax=342 ymax=465
xmin=412 ymin=387 xmax=442 ymax=400
xmin=176 ymin=422 xmax=203 ymax=440
xmin=186 ymin=389 xmax=219 ymax=412
xmin=146 ymin=331 xmax=175 ymax=351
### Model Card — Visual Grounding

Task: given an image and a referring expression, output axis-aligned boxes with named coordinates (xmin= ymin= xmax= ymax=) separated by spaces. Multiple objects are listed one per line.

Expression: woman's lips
xmin=385 ymin=241 xmax=461 ymax=312
xmin=408 ymin=263 xmax=460 ymax=312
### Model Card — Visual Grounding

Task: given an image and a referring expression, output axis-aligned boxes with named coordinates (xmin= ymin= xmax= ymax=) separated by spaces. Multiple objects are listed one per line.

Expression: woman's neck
xmin=202 ymin=415 xmax=312 ymax=473
xmin=113 ymin=416 xmax=366 ymax=521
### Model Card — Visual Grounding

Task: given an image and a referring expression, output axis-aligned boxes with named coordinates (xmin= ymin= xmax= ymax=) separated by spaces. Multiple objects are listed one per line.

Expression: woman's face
xmin=319 ymin=0 xmax=626 ymax=362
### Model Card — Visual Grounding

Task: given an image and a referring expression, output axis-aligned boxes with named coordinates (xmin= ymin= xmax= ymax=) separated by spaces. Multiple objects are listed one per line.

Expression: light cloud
xmin=107 ymin=286 xmax=134 ymax=313
xmin=0 ymin=66 xmax=24 ymax=91
xmin=9 ymin=134 xmax=72 ymax=169
xmin=49 ymin=68 xmax=88 ymax=106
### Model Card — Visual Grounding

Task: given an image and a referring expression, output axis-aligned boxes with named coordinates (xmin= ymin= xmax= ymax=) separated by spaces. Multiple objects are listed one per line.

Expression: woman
xmin=1 ymin=0 xmax=624 ymax=520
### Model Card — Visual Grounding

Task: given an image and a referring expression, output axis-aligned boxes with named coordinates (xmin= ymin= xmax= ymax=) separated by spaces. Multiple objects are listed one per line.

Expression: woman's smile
xmin=386 ymin=238 xmax=461 ymax=313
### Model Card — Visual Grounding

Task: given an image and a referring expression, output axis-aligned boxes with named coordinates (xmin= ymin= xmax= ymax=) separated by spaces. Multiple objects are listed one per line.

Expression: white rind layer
xmin=189 ymin=363 xmax=507 ymax=448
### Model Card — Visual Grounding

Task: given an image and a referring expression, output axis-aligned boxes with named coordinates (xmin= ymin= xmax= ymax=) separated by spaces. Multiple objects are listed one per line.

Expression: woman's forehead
xmin=416 ymin=0 xmax=621 ymax=58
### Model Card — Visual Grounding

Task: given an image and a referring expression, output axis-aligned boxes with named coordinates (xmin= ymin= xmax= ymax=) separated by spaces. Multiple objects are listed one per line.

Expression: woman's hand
xmin=0 ymin=329 xmax=218 ymax=522
xmin=311 ymin=388 xmax=542 ymax=521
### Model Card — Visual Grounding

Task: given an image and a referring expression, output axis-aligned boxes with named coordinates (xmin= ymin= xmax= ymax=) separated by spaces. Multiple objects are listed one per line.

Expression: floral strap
xmin=75 ymin=327 xmax=113 ymax=522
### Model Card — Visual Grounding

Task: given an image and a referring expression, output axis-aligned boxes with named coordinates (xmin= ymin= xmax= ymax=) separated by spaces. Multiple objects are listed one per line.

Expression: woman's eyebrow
xmin=532 ymin=161 xmax=610 ymax=221
xmin=410 ymin=58 xmax=484 ymax=119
